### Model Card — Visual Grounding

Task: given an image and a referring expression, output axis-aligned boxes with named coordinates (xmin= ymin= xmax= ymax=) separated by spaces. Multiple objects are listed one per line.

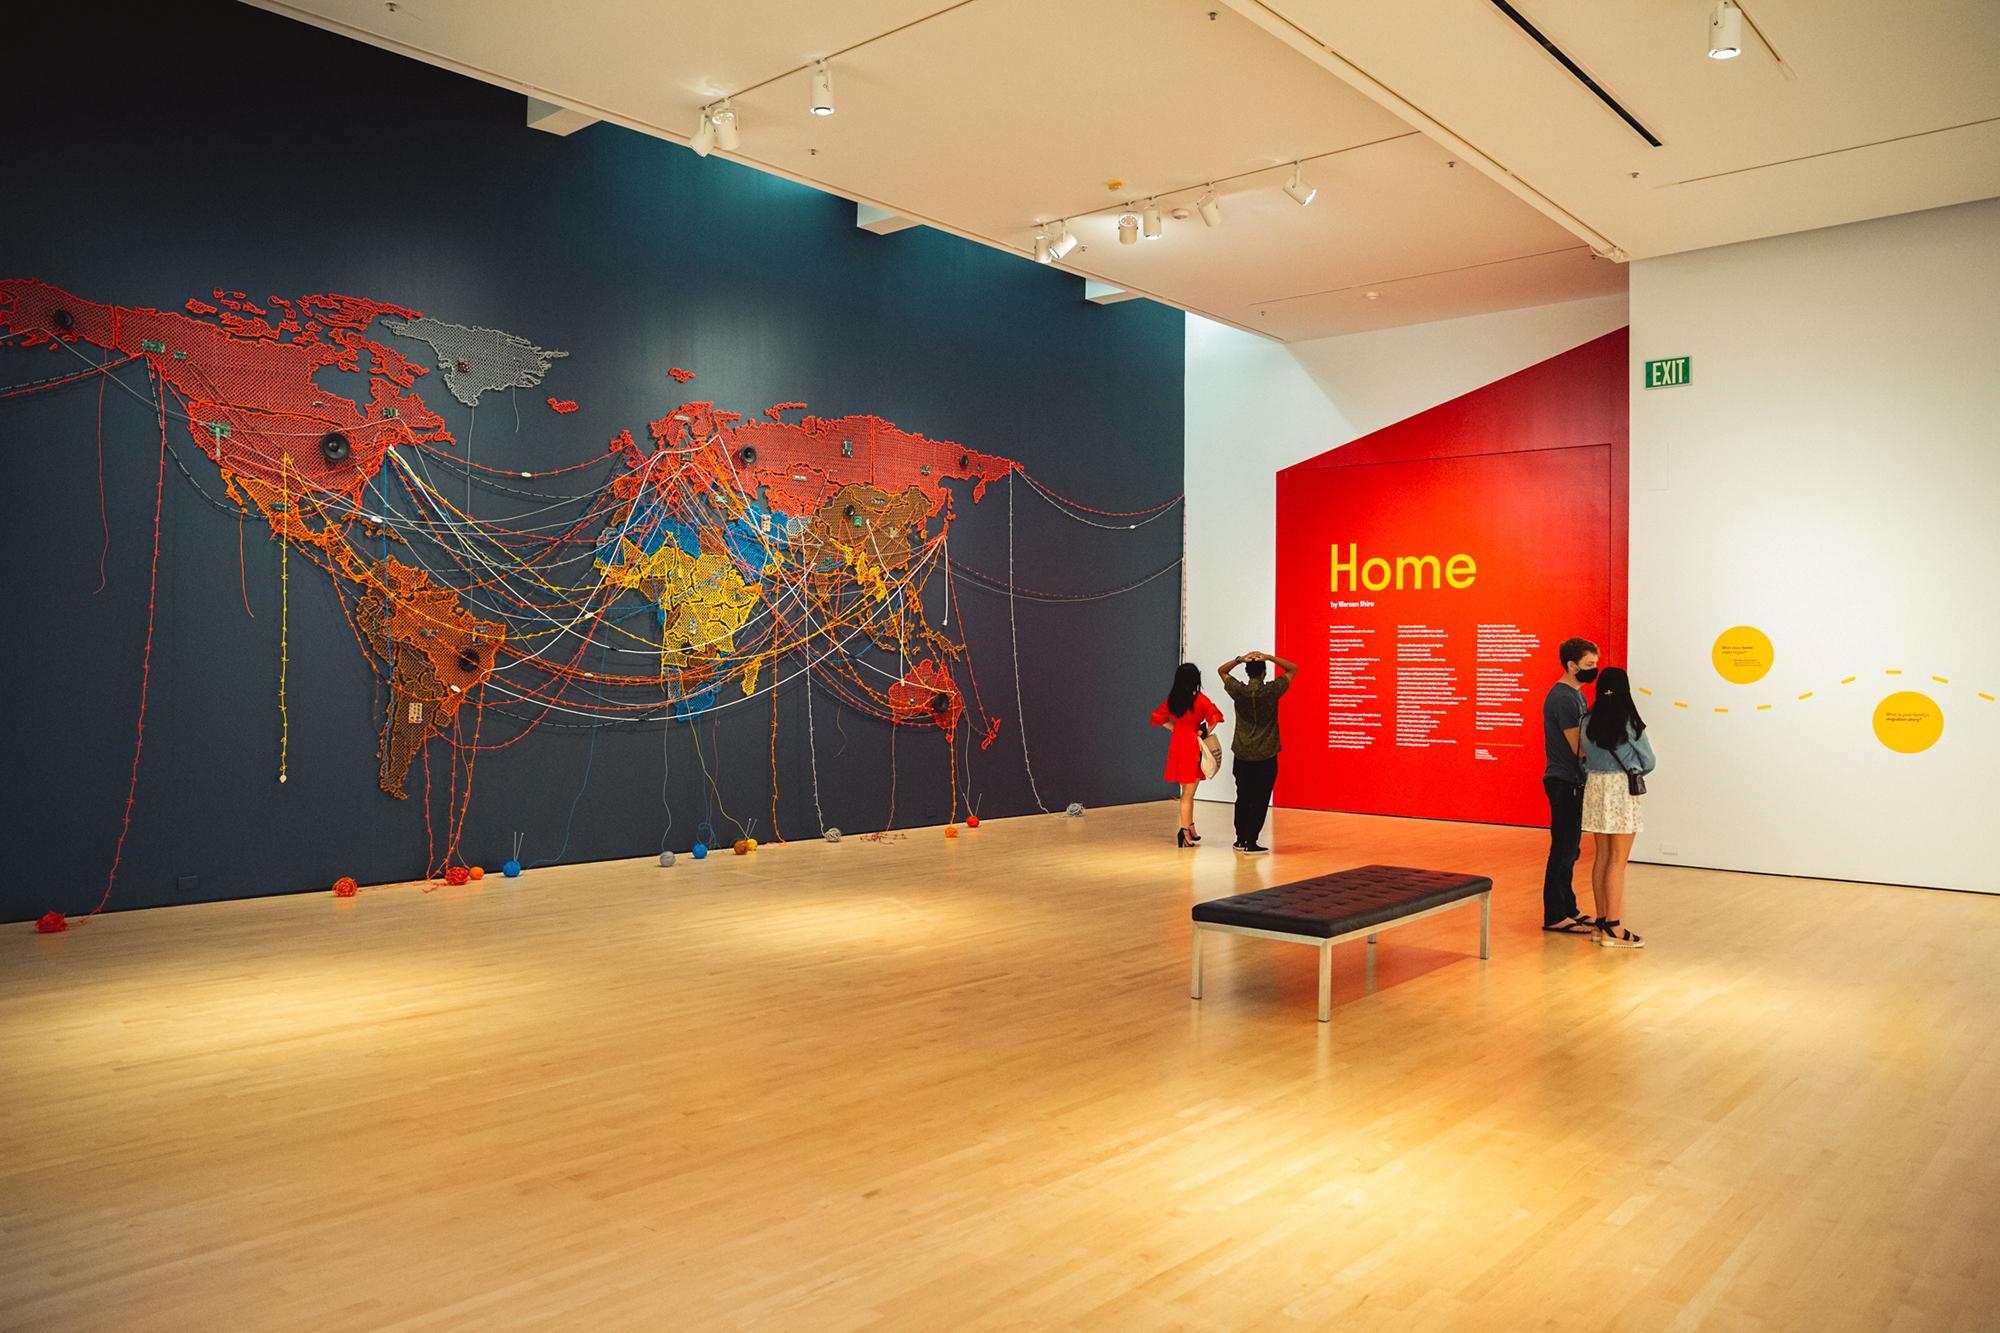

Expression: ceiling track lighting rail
xmin=1027 ymin=130 xmax=1420 ymax=264
xmin=681 ymin=0 xmax=983 ymax=151
xmin=1484 ymin=0 xmax=1662 ymax=147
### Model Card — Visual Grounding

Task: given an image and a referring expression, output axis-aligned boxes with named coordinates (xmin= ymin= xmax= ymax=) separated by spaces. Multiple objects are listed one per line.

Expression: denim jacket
xmin=1582 ymin=720 xmax=1656 ymax=776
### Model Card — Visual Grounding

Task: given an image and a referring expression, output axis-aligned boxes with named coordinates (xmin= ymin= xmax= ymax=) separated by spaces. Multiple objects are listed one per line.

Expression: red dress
xmin=1151 ymin=692 xmax=1223 ymax=783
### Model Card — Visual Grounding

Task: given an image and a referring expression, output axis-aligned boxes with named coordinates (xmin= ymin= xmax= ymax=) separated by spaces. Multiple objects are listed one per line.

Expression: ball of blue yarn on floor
xmin=692 ymin=843 xmax=708 ymax=860
xmin=502 ymin=860 xmax=522 ymax=878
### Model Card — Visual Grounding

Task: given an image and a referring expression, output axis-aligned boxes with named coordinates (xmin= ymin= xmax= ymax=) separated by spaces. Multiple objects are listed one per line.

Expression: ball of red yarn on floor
xmin=445 ymin=865 xmax=471 ymax=886
xmin=36 ymin=911 xmax=68 ymax=933
xmin=966 ymin=815 xmax=980 ymax=829
xmin=331 ymin=876 xmax=359 ymax=898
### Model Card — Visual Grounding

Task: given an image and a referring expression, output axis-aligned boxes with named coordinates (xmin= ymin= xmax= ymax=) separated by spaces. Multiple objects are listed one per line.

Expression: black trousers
xmin=1541 ymin=776 xmax=1584 ymax=924
xmin=1233 ymin=756 xmax=1279 ymax=846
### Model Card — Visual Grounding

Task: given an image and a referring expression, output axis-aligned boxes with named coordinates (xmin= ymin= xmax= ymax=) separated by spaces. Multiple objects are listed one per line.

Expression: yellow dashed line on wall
xmin=1638 ymin=669 xmax=1991 ymax=719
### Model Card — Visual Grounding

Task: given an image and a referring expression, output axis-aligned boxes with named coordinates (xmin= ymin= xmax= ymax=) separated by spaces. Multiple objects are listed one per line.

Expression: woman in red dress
xmin=1151 ymin=662 xmax=1224 ymax=847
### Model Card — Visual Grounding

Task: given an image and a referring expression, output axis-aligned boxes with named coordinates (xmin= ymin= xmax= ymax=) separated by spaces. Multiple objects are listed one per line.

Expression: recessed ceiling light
xmin=1283 ymin=163 xmax=1316 ymax=207
xmin=1708 ymin=1 xmax=1743 ymax=59
xmin=810 ymin=60 xmax=834 ymax=116
xmin=1365 ymin=291 xmax=1379 ymax=300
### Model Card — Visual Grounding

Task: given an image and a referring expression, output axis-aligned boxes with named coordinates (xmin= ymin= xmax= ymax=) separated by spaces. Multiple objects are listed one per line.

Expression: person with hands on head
xmin=1217 ymin=649 xmax=1297 ymax=854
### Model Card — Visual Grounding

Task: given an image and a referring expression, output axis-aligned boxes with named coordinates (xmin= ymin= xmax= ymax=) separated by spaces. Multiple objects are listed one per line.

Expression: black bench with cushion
xmin=1190 ymin=865 xmax=1492 ymax=1022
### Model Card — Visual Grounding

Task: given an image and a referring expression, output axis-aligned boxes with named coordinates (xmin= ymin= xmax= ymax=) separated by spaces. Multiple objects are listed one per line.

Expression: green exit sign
xmin=1644 ymin=356 xmax=1691 ymax=389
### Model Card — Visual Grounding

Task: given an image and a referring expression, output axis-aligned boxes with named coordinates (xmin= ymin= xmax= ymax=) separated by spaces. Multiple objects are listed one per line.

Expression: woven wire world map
xmin=1 ymin=278 xmax=1178 ymax=900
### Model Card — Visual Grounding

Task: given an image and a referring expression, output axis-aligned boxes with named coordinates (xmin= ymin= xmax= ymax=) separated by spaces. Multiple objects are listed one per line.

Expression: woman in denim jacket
xmin=1580 ymin=667 xmax=1655 ymax=948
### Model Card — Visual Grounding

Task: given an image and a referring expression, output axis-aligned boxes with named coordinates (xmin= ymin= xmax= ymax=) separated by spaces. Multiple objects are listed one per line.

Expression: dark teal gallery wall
xmin=0 ymin=2 xmax=1184 ymax=920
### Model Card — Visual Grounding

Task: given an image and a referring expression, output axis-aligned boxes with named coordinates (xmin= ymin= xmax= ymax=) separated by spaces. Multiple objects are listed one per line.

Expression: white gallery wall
xmin=1629 ymin=198 xmax=2000 ymax=893
xmin=1183 ymin=294 xmax=1630 ymax=802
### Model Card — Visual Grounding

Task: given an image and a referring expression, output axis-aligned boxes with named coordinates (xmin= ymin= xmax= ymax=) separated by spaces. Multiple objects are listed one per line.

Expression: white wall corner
xmin=525 ymin=96 xmax=598 ymax=136
xmin=856 ymin=204 xmax=921 ymax=235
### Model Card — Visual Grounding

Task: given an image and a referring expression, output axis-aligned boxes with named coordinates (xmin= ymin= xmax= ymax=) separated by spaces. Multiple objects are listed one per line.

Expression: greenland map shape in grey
xmin=385 ymin=315 xmax=569 ymax=408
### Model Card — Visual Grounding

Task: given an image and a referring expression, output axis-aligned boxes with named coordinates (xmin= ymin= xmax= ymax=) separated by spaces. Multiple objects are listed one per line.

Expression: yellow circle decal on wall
xmin=1873 ymin=691 xmax=1944 ymax=754
xmin=1711 ymin=625 xmax=1774 ymax=684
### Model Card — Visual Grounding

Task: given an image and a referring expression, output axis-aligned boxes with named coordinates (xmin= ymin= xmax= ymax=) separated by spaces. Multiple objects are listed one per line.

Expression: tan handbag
xmin=1199 ymin=730 xmax=1224 ymax=779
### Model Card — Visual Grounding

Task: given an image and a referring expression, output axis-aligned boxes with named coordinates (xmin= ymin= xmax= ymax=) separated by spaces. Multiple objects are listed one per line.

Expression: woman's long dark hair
xmin=1166 ymin=662 xmax=1201 ymax=717
xmin=1586 ymin=666 xmax=1645 ymax=750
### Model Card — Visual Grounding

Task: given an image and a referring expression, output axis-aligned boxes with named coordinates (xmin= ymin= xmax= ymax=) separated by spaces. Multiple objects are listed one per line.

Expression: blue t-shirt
xmin=1542 ymin=682 xmax=1587 ymax=783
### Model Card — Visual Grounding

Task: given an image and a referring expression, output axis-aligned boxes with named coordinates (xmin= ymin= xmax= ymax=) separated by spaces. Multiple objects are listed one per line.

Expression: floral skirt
xmin=1582 ymin=770 xmax=1644 ymax=835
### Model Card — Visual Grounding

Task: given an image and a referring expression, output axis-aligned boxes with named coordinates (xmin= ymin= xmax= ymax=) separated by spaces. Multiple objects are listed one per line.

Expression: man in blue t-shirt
xmin=1540 ymin=637 xmax=1599 ymax=934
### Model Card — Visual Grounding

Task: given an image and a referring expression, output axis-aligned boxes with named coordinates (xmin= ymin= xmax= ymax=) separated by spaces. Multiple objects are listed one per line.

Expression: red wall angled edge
xmin=1272 ymin=329 xmax=1629 ymax=825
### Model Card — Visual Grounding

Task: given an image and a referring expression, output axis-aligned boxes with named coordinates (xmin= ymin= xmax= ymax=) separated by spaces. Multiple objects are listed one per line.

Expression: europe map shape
xmin=0 ymin=278 xmax=1017 ymax=842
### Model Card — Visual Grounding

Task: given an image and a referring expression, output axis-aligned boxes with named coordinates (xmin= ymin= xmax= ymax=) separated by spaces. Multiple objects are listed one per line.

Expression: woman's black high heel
xmin=1187 ymin=828 xmax=1201 ymax=843
xmin=1176 ymin=827 xmax=1195 ymax=848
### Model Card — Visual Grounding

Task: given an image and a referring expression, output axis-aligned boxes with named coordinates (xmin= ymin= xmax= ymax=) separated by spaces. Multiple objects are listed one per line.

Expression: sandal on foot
xmin=1541 ymin=916 xmax=1595 ymax=935
xmin=1595 ymin=919 xmax=1644 ymax=948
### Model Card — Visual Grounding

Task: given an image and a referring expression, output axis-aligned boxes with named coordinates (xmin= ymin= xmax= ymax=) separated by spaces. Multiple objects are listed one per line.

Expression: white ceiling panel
xmin=245 ymin=0 xmax=1625 ymax=340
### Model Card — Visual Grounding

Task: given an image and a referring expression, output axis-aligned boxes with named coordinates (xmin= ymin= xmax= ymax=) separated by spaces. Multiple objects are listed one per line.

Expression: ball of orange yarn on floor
xmin=468 ymin=866 xmax=485 ymax=881
xmin=445 ymin=865 xmax=470 ymax=886
xmin=36 ymin=911 xmax=68 ymax=933
xmin=944 ymin=824 xmax=959 ymax=838
xmin=733 ymin=839 xmax=752 ymax=855
xmin=331 ymin=876 xmax=359 ymax=898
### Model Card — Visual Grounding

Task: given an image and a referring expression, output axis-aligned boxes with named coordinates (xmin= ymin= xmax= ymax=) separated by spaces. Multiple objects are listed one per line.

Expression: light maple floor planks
xmin=3 ymin=800 xmax=1995 ymax=1331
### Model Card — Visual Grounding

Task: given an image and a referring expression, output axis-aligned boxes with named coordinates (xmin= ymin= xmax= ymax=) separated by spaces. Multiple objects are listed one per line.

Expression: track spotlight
xmin=1195 ymin=186 xmax=1221 ymax=228
xmin=690 ymin=107 xmax=716 ymax=156
xmin=810 ymin=60 xmax=834 ymax=116
xmin=712 ymin=99 xmax=740 ymax=150
xmin=1708 ymin=1 xmax=1743 ymax=58
xmin=1117 ymin=213 xmax=1139 ymax=246
xmin=1033 ymin=227 xmax=1053 ymax=264
xmin=1283 ymin=163 xmax=1316 ymax=207
xmin=1142 ymin=199 xmax=1164 ymax=240
xmin=1048 ymin=221 xmax=1079 ymax=261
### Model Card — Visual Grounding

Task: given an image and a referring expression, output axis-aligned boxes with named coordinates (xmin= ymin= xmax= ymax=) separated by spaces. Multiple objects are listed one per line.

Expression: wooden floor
xmin=4 ymin=802 xmax=1996 ymax=1332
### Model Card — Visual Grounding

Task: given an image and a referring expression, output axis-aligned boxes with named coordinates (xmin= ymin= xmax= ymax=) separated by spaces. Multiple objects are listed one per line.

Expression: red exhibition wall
xmin=1273 ymin=330 xmax=1628 ymax=826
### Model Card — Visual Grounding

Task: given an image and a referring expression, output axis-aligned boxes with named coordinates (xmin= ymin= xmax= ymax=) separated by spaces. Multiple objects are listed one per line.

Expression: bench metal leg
xmin=1317 ymin=941 xmax=1332 ymax=1023
xmin=1191 ymin=925 xmax=1204 ymax=1000
xmin=1479 ymin=892 xmax=1491 ymax=960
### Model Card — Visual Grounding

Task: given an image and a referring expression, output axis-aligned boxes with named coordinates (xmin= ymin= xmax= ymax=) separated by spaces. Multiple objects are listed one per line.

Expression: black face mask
xmin=1574 ymin=667 xmax=1600 ymax=684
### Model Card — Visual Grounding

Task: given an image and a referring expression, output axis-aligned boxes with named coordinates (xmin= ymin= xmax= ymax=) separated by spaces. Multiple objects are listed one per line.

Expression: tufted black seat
xmin=1193 ymin=865 xmax=1491 ymax=937
xmin=1191 ymin=865 xmax=1493 ymax=1021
